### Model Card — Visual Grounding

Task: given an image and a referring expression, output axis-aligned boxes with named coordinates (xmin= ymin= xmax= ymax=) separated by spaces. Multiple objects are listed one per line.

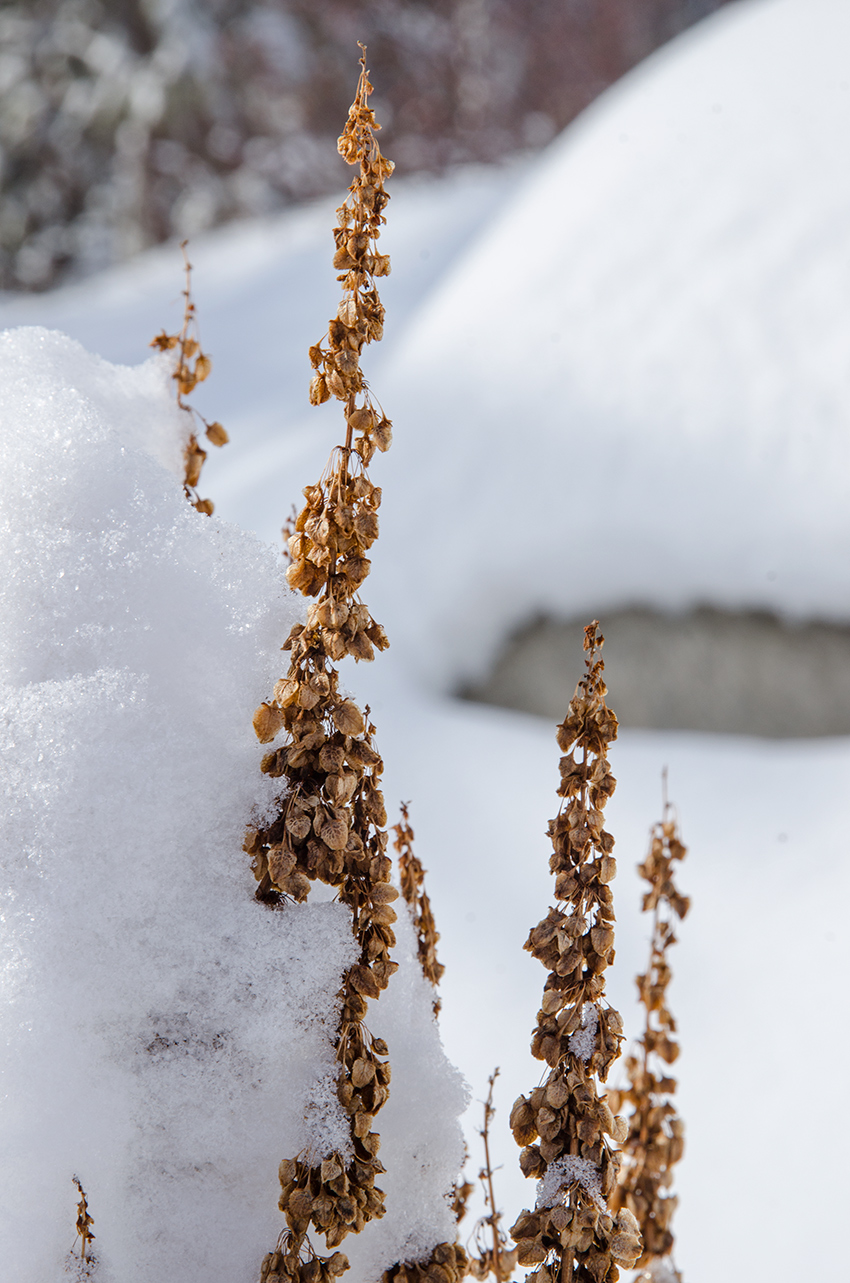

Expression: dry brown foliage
xmin=248 ymin=49 xmax=399 ymax=1283
xmin=72 ymin=1176 xmax=95 ymax=1263
xmin=393 ymin=802 xmax=444 ymax=1014
xmin=451 ymin=1168 xmax=475 ymax=1228
xmin=608 ymin=793 xmax=689 ymax=1281
xmin=509 ymin=622 xmax=642 ymax=1283
xmin=150 ymin=241 xmax=228 ymax=515
xmin=380 ymin=1242 xmax=469 ymax=1283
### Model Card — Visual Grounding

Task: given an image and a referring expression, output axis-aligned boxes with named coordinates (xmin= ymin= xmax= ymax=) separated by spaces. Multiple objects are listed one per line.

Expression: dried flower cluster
xmin=609 ymin=803 xmax=689 ymax=1279
xmin=258 ymin=1242 xmax=350 ymax=1283
xmin=509 ymin=623 xmax=642 ymax=1283
xmin=380 ymin=1242 xmax=469 ymax=1283
xmin=393 ymin=803 xmax=444 ymax=1014
xmin=247 ymin=51 xmax=399 ymax=1283
xmin=150 ymin=241 xmax=228 ymax=515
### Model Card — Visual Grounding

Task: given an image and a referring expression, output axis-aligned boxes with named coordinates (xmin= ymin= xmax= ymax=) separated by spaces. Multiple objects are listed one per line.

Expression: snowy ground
xmin=2 ymin=0 xmax=849 ymax=1280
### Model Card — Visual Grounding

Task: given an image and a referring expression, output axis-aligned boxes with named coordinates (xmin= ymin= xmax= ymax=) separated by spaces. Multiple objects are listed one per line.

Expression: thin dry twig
xmin=72 ymin=1176 xmax=95 ymax=1262
xmin=393 ymin=802 xmax=444 ymax=1015
xmin=609 ymin=776 xmax=689 ymax=1281
xmin=467 ymin=1070 xmax=518 ymax=1282
xmin=150 ymin=241 xmax=228 ymax=515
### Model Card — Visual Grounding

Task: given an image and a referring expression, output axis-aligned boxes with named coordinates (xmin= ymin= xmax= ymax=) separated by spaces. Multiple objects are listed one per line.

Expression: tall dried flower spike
xmin=608 ymin=781 xmax=689 ymax=1282
xmin=393 ymin=802 xmax=444 ymax=1014
xmin=249 ymin=48 xmax=398 ymax=1283
xmin=509 ymin=622 xmax=643 ymax=1283
xmin=150 ymin=240 xmax=228 ymax=515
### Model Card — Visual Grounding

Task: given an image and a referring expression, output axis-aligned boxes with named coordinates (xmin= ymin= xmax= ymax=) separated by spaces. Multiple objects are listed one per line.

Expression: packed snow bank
xmin=0 ymin=329 xmax=464 ymax=1283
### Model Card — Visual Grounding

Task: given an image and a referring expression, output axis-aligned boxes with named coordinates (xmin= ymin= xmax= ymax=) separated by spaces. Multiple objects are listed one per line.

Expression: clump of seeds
xmin=509 ymin=623 xmax=643 ymax=1283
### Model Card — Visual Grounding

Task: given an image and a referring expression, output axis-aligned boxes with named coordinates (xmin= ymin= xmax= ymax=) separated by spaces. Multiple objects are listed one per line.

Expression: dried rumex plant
xmin=393 ymin=802 xmax=444 ymax=1015
xmin=608 ymin=789 xmax=689 ymax=1282
xmin=468 ymin=1070 xmax=518 ymax=1283
xmin=250 ymin=49 xmax=400 ymax=1283
xmin=150 ymin=241 xmax=228 ymax=515
xmin=509 ymin=623 xmax=642 ymax=1283
xmin=71 ymin=1175 xmax=96 ymax=1273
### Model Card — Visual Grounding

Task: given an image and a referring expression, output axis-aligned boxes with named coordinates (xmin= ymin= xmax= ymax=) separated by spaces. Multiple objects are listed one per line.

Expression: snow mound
xmin=0 ymin=329 xmax=464 ymax=1283
xmin=368 ymin=0 xmax=850 ymax=690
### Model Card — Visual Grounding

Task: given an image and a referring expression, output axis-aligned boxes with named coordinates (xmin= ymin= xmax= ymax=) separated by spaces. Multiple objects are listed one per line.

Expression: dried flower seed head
xmin=393 ymin=802 xmax=444 ymax=1015
xmin=251 ymin=49 xmax=397 ymax=1283
xmin=608 ymin=788 xmax=689 ymax=1280
xmin=510 ymin=623 xmax=642 ymax=1282
xmin=150 ymin=242 xmax=227 ymax=515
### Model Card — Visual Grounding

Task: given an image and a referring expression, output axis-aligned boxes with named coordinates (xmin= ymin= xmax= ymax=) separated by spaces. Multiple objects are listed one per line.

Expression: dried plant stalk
xmin=150 ymin=241 xmax=228 ymax=515
xmin=608 ymin=793 xmax=689 ymax=1282
xmin=249 ymin=48 xmax=399 ymax=1283
xmin=393 ymin=802 xmax=444 ymax=1014
xmin=378 ymin=821 xmax=463 ymax=1283
xmin=468 ymin=1070 xmax=518 ymax=1283
xmin=509 ymin=623 xmax=642 ymax=1283
xmin=72 ymin=1176 xmax=95 ymax=1263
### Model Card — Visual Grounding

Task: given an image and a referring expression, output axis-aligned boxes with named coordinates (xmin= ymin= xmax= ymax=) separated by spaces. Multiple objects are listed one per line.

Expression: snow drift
xmin=0 ymin=329 xmax=464 ymax=1283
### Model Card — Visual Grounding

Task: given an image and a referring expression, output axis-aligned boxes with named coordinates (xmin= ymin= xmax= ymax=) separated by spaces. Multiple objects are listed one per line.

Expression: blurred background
xmin=5 ymin=0 xmax=850 ymax=741
xmin=0 ymin=0 xmax=730 ymax=291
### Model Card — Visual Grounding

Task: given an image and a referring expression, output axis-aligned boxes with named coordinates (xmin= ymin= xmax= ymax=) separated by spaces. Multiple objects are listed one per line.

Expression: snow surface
xmin=3 ymin=1 xmax=850 ymax=1281
xmin=0 ymin=331 xmax=464 ymax=1283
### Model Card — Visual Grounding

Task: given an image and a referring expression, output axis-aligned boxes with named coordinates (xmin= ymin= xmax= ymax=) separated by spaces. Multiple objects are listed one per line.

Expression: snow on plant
xmin=509 ymin=623 xmax=643 ymax=1283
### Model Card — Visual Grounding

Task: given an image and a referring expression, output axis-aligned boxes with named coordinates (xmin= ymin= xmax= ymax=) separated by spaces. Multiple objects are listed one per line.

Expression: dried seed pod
xmin=510 ymin=624 xmax=641 ymax=1282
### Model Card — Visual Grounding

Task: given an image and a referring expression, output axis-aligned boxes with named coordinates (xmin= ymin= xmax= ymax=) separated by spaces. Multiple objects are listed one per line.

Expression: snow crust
xmin=0 ymin=329 xmax=464 ymax=1283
